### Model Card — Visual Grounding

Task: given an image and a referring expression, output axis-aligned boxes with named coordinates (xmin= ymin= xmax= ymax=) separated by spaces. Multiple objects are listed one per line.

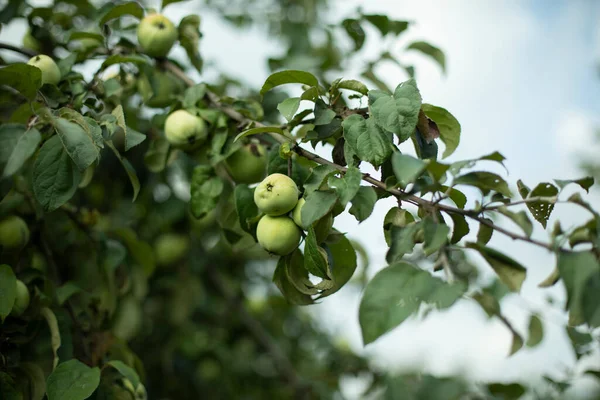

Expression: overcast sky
xmin=2 ymin=0 xmax=600 ymax=397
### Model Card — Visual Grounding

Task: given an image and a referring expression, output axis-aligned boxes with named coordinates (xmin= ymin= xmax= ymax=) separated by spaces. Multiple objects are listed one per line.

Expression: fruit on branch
xmin=10 ymin=280 xmax=30 ymax=316
xmin=256 ymin=215 xmax=301 ymax=255
xmin=254 ymin=173 xmax=299 ymax=216
xmin=137 ymin=69 xmax=184 ymax=108
xmin=224 ymin=143 xmax=267 ymax=184
xmin=154 ymin=233 xmax=190 ymax=266
xmin=0 ymin=215 xmax=30 ymax=252
xmin=137 ymin=13 xmax=178 ymax=58
xmin=22 ymin=30 xmax=41 ymax=52
xmin=292 ymin=198 xmax=333 ymax=242
xmin=112 ymin=296 xmax=143 ymax=341
xmin=27 ymin=55 xmax=61 ymax=86
xmin=164 ymin=110 xmax=208 ymax=148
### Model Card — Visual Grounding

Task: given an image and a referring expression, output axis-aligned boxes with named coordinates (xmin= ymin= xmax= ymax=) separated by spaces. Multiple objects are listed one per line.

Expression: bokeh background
xmin=2 ymin=0 xmax=600 ymax=398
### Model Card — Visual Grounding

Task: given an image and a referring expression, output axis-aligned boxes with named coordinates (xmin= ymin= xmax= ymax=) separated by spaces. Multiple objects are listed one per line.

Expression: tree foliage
xmin=0 ymin=0 xmax=599 ymax=399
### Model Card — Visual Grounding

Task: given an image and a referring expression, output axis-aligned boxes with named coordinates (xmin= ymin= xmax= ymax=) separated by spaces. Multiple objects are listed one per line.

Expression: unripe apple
xmin=137 ymin=13 xmax=177 ymax=58
xmin=0 ymin=215 xmax=30 ymax=252
xmin=11 ymin=280 xmax=30 ymax=316
xmin=224 ymin=143 xmax=267 ymax=184
xmin=154 ymin=233 xmax=190 ymax=266
xmin=256 ymin=215 xmax=301 ymax=255
xmin=22 ymin=30 xmax=41 ymax=52
xmin=292 ymin=198 xmax=333 ymax=242
xmin=254 ymin=173 xmax=299 ymax=216
xmin=112 ymin=296 xmax=142 ymax=341
xmin=27 ymin=55 xmax=61 ymax=86
xmin=164 ymin=110 xmax=208 ymax=148
xmin=137 ymin=69 xmax=184 ymax=108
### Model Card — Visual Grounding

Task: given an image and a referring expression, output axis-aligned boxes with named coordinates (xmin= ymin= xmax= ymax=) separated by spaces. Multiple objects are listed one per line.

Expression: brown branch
xmin=0 ymin=42 xmax=37 ymax=58
xmin=163 ymin=59 xmax=557 ymax=253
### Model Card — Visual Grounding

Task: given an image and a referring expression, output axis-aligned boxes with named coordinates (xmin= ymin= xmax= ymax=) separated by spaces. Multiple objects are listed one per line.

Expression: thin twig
xmin=0 ymin=42 xmax=36 ymax=58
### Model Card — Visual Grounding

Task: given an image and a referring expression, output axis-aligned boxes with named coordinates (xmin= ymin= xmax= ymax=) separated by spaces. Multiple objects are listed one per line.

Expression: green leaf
xmin=477 ymin=219 xmax=494 ymax=245
xmin=16 ymin=362 xmax=46 ymax=400
xmin=0 ymin=264 xmax=16 ymax=321
xmin=407 ymin=41 xmax=446 ymax=74
xmin=342 ymin=114 xmax=393 ymax=167
xmin=99 ymin=1 xmax=144 ymax=26
xmin=234 ymin=184 xmax=259 ymax=238
xmin=32 ymin=136 xmax=82 ymax=212
xmin=0 ymin=371 xmax=21 ymax=400
xmin=178 ymin=15 xmax=203 ymax=73
xmin=162 ymin=0 xmax=187 ymax=9
xmin=391 ymin=153 xmax=427 ymax=188
xmin=234 ymin=126 xmax=286 ymax=142
xmin=273 ymin=257 xmax=313 ymax=305
xmin=54 ymin=117 xmax=100 ymax=171
xmin=342 ymin=19 xmax=365 ymax=50
xmin=285 ymin=250 xmax=318 ymax=295
xmin=301 ymin=190 xmax=338 ymax=228
xmin=421 ymin=104 xmax=460 ymax=158
xmin=304 ymin=226 xmax=330 ymax=279
xmin=349 ymin=186 xmax=377 ymax=222
xmin=526 ymin=314 xmax=544 ymax=347
xmin=509 ymin=330 xmax=524 ymax=356
xmin=466 ymin=243 xmax=527 ymax=292
xmin=190 ymin=166 xmax=224 ymax=220
xmin=328 ymin=166 xmax=361 ymax=207
xmin=0 ymin=63 xmax=42 ymax=100
xmin=363 ymin=15 xmax=409 ymax=36
xmin=383 ymin=207 xmax=416 ymax=246
xmin=104 ymin=141 xmax=140 ymax=202
xmin=369 ymin=79 xmax=422 ymax=142
xmin=46 ymin=359 xmax=100 ymax=400
xmin=498 ymin=208 xmax=533 ymax=238
xmin=260 ymin=70 xmax=318 ymax=96
xmin=557 ymin=251 xmax=600 ymax=327
xmin=422 ymin=218 xmax=450 ymax=256
xmin=359 ymin=262 xmax=465 ymax=344
xmin=69 ymin=32 xmax=104 ymax=42
xmin=182 ymin=83 xmax=207 ymax=108
xmin=56 ymin=282 xmax=82 ymax=306
xmin=40 ymin=307 xmax=61 ymax=369
xmin=144 ymin=137 xmax=170 ymax=173
xmin=487 ymin=383 xmax=526 ymax=399
xmin=554 ymin=177 xmax=594 ymax=193
xmin=318 ymin=233 xmax=358 ymax=298
xmin=313 ymin=100 xmax=336 ymax=126
xmin=57 ymin=53 xmax=77 ymax=78
xmin=386 ymin=223 xmax=421 ymax=263
xmin=449 ymin=214 xmax=469 ymax=244
xmin=113 ymin=228 xmax=155 ymax=277
xmin=1 ymin=126 xmax=41 ymax=178
xmin=517 ymin=181 xmax=558 ymax=228
xmin=454 ymin=171 xmax=511 ymax=197
xmin=277 ymin=97 xmax=301 ymax=122
xmin=337 ymin=79 xmax=368 ymax=95
xmin=303 ymin=165 xmax=337 ymax=194
xmin=101 ymin=54 xmax=149 ymax=69
xmin=124 ymin=126 xmax=145 ymax=152
xmin=106 ymin=360 xmax=140 ymax=389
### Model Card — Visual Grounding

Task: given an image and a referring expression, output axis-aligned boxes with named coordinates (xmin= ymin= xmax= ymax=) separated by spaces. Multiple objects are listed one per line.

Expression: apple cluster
xmin=253 ymin=173 xmax=332 ymax=256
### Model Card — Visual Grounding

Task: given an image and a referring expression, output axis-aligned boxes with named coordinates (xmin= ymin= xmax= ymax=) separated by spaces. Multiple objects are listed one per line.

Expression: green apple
xmin=256 ymin=215 xmax=301 ymax=255
xmin=137 ymin=69 xmax=184 ymax=108
xmin=225 ymin=143 xmax=267 ymax=184
xmin=292 ymin=198 xmax=333 ymax=242
xmin=11 ymin=280 xmax=30 ymax=316
xmin=112 ymin=296 xmax=142 ymax=342
xmin=27 ymin=55 xmax=61 ymax=86
xmin=22 ymin=30 xmax=41 ymax=52
xmin=254 ymin=173 xmax=299 ymax=216
xmin=164 ymin=110 xmax=208 ymax=147
xmin=154 ymin=233 xmax=190 ymax=266
xmin=0 ymin=215 xmax=30 ymax=252
xmin=137 ymin=13 xmax=177 ymax=58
